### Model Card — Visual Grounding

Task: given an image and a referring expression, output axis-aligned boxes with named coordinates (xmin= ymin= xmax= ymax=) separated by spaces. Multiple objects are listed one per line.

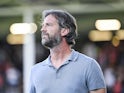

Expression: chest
xmin=34 ymin=63 xmax=88 ymax=93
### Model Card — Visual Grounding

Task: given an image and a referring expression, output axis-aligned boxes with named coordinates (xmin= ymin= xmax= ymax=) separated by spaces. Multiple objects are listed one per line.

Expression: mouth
xmin=42 ymin=33 xmax=48 ymax=39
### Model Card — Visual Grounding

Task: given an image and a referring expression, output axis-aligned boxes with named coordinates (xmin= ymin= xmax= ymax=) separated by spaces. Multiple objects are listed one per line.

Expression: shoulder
xmin=76 ymin=50 xmax=97 ymax=64
xmin=31 ymin=58 xmax=48 ymax=72
xmin=74 ymin=50 xmax=101 ymax=69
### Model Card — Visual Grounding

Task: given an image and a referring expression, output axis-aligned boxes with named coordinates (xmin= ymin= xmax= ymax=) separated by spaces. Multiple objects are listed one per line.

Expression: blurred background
xmin=0 ymin=0 xmax=124 ymax=93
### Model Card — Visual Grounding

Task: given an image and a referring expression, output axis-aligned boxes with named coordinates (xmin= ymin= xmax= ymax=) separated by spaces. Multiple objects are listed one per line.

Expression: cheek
xmin=49 ymin=29 xmax=60 ymax=36
xmin=47 ymin=25 xmax=61 ymax=35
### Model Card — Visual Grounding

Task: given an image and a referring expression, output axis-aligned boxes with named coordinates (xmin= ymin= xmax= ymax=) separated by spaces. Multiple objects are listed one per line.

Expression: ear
xmin=61 ymin=28 xmax=69 ymax=37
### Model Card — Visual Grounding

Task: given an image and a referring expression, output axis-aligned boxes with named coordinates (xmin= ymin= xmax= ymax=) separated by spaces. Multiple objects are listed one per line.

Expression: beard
xmin=41 ymin=32 xmax=62 ymax=49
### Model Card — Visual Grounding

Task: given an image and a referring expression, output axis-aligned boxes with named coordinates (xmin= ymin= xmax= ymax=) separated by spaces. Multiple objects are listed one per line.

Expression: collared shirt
xmin=29 ymin=50 xmax=106 ymax=93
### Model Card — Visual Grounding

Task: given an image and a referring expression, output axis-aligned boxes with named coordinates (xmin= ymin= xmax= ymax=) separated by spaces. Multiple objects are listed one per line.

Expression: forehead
xmin=43 ymin=14 xmax=58 ymax=23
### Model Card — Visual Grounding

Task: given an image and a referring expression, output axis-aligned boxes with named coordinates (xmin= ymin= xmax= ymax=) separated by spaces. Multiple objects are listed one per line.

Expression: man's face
xmin=41 ymin=14 xmax=62 ymax=48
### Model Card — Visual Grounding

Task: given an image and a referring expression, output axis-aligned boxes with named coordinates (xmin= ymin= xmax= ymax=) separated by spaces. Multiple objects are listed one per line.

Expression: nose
xmin=41 ymin=26 xmax=44 ymax=32
xmin=41 ymin=25 xmax=46 ymax=32
xmin=41 ymin=25 xmax=46 ymax=37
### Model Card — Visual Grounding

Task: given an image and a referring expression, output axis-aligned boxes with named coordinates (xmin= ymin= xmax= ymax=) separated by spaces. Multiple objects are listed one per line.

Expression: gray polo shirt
xmin=29 ymin=50 xmax=106 ymax=93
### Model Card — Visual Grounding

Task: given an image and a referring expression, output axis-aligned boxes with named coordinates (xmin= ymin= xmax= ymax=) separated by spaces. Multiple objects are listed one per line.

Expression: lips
xmin=42 ymin=33 xmax=49 ymax=39
xmin=42 ymin=35 xmax=47 ymax=39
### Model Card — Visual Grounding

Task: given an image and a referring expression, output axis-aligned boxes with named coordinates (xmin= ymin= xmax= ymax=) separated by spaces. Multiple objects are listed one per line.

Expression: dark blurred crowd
xmin=0 ymin=49 xmax=22 ymax=93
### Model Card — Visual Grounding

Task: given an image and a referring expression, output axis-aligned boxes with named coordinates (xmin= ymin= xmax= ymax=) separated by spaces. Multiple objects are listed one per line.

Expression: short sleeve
xmin=86 ymin=59 xmax=106 ymax=90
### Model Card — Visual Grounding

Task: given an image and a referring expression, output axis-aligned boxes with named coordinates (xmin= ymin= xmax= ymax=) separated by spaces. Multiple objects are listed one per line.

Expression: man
xmin=29 ymin=9 xmax=106 ymax=93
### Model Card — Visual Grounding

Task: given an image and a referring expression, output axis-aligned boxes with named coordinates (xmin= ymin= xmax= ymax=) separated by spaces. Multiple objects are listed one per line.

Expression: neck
xmin=50 ymin=41 xmax=72 ymax=68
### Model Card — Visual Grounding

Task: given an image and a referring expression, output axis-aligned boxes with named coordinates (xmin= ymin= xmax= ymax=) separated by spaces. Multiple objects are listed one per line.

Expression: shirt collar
xmin=44 ymin=49 xmax=79 ymax=66
xmin=44 ymin=55 xmax=52 ymax=66
xmin=67 ymin=49 xmax=78 ymax=62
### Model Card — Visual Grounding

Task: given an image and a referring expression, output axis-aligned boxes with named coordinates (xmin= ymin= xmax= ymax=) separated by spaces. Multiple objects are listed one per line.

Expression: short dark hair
xmin=42 ymin=9 xmax=78 ymax=46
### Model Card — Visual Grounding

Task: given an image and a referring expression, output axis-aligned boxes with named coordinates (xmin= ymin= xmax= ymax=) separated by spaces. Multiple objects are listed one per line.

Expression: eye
xmin=41 ymin=23 xmax=52 ymax=28
xmin=46 ymin=23 xmax=52 ymax=26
